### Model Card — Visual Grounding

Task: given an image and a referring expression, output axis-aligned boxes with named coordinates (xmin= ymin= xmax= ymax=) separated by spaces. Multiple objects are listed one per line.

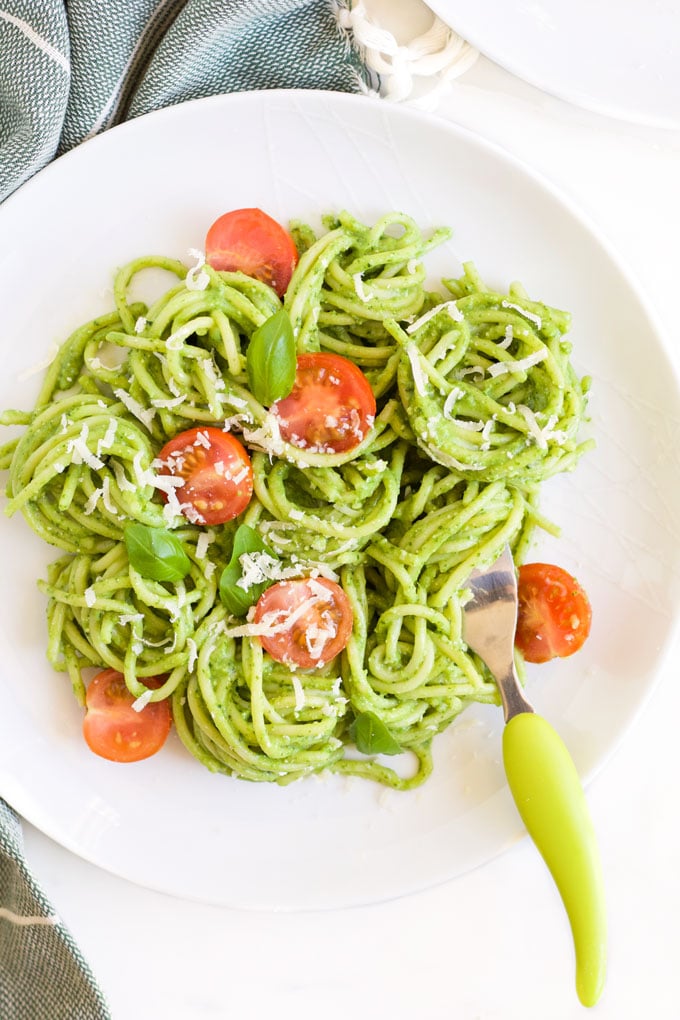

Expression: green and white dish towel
xmin=0 ymin=0 xmax=370 ymax=203
xmin=0 ymin=1 xmax=369 ymax=1016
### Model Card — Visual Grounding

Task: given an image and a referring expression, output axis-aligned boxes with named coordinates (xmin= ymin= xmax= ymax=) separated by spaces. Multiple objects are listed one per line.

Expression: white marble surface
xmin=22 ymin=3 xmax=680 ymax=1017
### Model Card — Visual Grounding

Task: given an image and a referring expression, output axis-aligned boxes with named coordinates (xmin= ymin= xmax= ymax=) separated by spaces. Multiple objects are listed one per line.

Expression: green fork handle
xmin=503 ymin=712 xmax=607 ymax=1008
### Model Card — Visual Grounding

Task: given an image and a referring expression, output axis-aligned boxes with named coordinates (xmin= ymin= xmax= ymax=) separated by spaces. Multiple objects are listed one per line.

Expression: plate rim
xmin=2 ymin=87 xmax=680 ymax=908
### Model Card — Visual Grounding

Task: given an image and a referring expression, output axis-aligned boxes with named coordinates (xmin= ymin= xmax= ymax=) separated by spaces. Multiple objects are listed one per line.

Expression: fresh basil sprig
xmin=219 ymin=524 xmax=279 ymax=616
xmin=349 ymin=712 xmax=401 ymax=756
xmin=124 ymin=524 xmax=191 ymax=582
xmin=246 ymin=309 xmax=296 ymax=406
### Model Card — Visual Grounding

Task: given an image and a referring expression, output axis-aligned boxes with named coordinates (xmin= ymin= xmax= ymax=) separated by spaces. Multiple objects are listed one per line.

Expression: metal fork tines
xmin=462 ymin=545 xmax=534 ymax=722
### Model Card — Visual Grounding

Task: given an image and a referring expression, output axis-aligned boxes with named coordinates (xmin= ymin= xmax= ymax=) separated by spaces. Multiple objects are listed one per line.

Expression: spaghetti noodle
xmin=0 ymin=210 xmax=592 ymax=788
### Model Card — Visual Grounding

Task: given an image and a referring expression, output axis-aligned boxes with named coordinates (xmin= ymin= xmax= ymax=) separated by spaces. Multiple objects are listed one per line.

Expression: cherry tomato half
xmin=253 ymin=577 xmax=353 ymax=669
xmin=515 ymin=563 xmax=592 ymax=664
xmin=83 ymin=670 xmax=171 ymax=763
xmin=205 ymin=208 xmax=298 ymax=297
xmin=156 ymin=426 xmax=253 ymax=526
xmin=271 ymin=353 xmax=376 ymax=454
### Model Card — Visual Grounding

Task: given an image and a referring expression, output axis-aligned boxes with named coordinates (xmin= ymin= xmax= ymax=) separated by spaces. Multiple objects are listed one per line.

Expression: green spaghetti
xmin=0 ymin=210 xmax=592 ymax=789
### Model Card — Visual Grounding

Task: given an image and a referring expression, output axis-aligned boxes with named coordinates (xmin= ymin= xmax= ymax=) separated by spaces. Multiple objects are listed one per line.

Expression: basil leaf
xmin=246 ymin=309 xmax=296 ymax=406
xmin=219 ymin=524 xmax=278 ymax=616
xmin=349 ymin=712 xmax=401 ymax=756
xmin=124 ymin=524 xmax=191 ymax=582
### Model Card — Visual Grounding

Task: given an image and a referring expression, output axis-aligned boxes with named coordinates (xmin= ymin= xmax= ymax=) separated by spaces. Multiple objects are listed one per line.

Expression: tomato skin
xmin=156 ymin=426 xmax=253 ymax=526
xmin=272 ymin=353 xmax=376 ymax=454
xmin=205 ymin=208 xmax=298 ymax=297
xmin=253 ymin=578 xmax=353 ymax=669
xmin=515 ymin=563 xmax=592 ymax=664
xmin=83 ymin=670 xmax=171 ymax=763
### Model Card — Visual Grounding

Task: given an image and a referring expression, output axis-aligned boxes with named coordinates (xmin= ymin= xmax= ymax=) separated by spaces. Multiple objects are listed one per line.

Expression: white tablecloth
xmin=22 ymin=4 xmax=680 ymax=1017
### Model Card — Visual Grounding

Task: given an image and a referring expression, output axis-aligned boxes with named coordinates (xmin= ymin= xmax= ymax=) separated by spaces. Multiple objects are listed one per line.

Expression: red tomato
xmin=156 ymin=426 xmax=252 ymax=526
xmin=205 ymin=208 xmax=298 ymax=297
xmin=83 ymin=670 xmax=171 ymax=763
xmin=515 ymin=563 xmax=592 ymax=664
xmin=252 ymin=577 xmax=353 ymax=669
xmin=272 ymin=353 xmax=376 ymax=454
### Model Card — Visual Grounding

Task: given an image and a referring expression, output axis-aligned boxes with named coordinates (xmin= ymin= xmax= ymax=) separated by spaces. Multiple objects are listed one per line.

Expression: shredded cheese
xmin=151 ymin=395 xmax=187 ymax=409
xmin=406 ymin=346 xmax=427 ymax=395
xmin=501 ymin=300 xmax=542 ymax=328
xmin=185 ymin=248 xmax=210 ymax=291
xmin=487 ymin=349 xmax=547 ymax=378
xmin=113 ymin=388 xmax=156 ymax=431
xmin=442 ymin=386 xmax=465 ymax=419
xmin=291 ymin=675 xmax=305 ymax=712
xmin=406 ymin=300 xmax=463 ymax=334
xmin=67 ymin=425 xmax=105 ymax=471
xmin=353 ymin=272 xmax=369 ymax=302
xmin=517 ymin=405 xmax=567 ymax=449
xmin=112 ymin=461 xmax=137 ymax=493
xmin=132 ymin=689 xmax=153 ymax=712
xmin=242 ymin=413 xmax=286 ymax=457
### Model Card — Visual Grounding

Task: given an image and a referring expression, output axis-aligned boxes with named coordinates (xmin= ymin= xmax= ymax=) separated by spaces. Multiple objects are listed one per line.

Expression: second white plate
xmin=429 ymin=0 xmax=680 ymax=129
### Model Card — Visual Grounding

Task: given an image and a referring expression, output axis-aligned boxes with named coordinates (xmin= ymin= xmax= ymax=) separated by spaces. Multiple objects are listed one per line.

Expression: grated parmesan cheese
xmin=101 ymin=476 xmax=117 ymax=515
xmin=67 ymin=425 xmax=105 ymax=471
xmin=442 ymin=387 xmax=465 ymax=419
xmin=185 ymin=248 xmax=210 ymax=291
xmin=517 ymin=405 xmax=567 ymax=449
xmin=97 ymin=419 xmax=117 ymax=454
xmin=235 ymin=550 xmax=298 ymax=591
xmin=113 ymin=389 xmax=156 ymax=431
xmin=118 ymin=613 xmax=143 ymax=626
xmin=499 ymin=325 xmax=514 ymax=349
xmin=84 ymin=488 xmax=103 ymax=515
xmin=406 ymin=345 xmax=427 ymax=396
xmin=151 ymin=395 xmax=186 ymax=409
xmin=112 ymin=461 xmax=137 ymax=493
xmin=353 ymin=273 xmax=369 ymax=303
xmin=501 ymin=300 xmax=542 ymax=328
xmin=449 ymin=417 xmax=484 ymax=431
xmin=406 ymin=300 xmax=463 ymax=334
xmin=132 ymin=689 xmax=153 ymax=712
xmin=242 ymin=413 xmax=286 ymax=457
xmin=291 ymin=674 xmax=305 ymax=712
xmin=186 ymin=638 xmax=198 ymax=672
xmin=195 ymin=531 xmax=214 ymax=561
xmin=487 ymin=349 xmax=547 ymax=378
xmin=224 ymin=592 xmax=328 ymax=640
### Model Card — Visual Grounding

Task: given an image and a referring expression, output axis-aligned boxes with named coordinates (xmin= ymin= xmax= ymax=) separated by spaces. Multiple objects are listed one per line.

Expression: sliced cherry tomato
xmin=156 ymin=426 xmax=252 ymax=526
xmin=515 ymin=563 xmax=592 ymax=664
xmin=252 ymin=577 xmax=353 ymax=669
xmin=205 ymin=208 xmax=298 ymax=297
xmin=83 ymin=669 xmax=171 ymax=763
xmin=271 ymin=353 xmax=376 ymax=454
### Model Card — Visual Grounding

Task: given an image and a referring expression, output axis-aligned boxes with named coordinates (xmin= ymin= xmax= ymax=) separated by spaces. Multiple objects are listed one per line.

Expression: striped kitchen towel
xmin=0 ymin=2 xmax=368 ymax=1016
xmin=0 ymin=0 xmax=369 ymax=203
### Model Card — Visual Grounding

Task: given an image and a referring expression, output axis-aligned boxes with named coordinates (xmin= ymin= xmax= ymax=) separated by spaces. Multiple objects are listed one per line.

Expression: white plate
xmin=0 ymin=90 xmax=678 ymax=910
xmin=428 ymin=0 xmax=680 ymax=130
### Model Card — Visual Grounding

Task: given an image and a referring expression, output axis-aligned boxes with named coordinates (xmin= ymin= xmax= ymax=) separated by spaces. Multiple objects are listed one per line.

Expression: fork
xmin=462 ymin=545 xmax=607 ymax=1007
